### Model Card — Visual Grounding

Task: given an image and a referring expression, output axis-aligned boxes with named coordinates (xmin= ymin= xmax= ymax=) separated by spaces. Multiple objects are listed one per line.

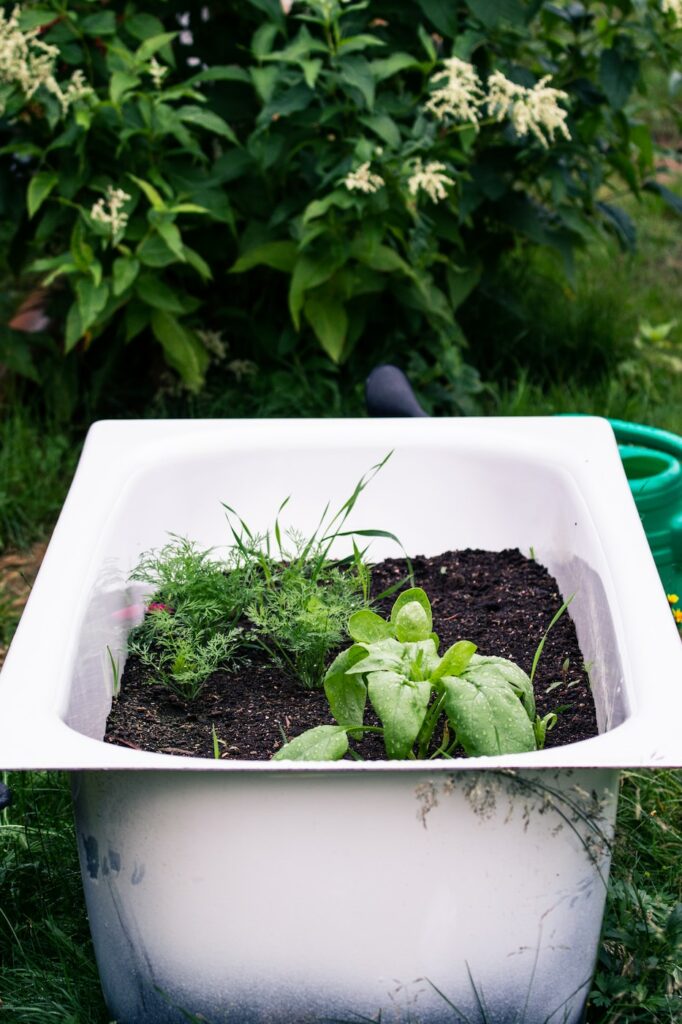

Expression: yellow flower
xmin=674 ymin=609 xmax=682 ymax=623
xmin=667 ymin=593 xmax=679 ymax=604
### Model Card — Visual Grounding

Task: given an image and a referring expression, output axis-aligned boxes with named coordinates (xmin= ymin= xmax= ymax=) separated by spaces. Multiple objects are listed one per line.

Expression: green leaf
xmin=348 ymin=610 xmax=393 ymax=644
xmin=466 ymin=655 xmax=535 ymax=719
xmin=359 ymin=112 xmax=401 ymax=150
xmin=303 ymin=286 xmax=348 ymax=363
xmin=154 ymin=219 xmax=185 ymax=262
xmin=339 ymin=34 xmax=386 ymax=53
xmin=81 ymin=11 xmax=116 ymax=35
xmin=415 ymin=0 xmax=459 ymax=36
xmin=350 ymin=239 xmax=412 ymax=276
xmin=27 ymin=172 xmax=58 ymax=218
xmin=367 ymin=671 xmax=431 ymax=759
xmin=230 ymin=241 xmax=297 ymax=274
xmin=137 ymin=232 xmax=178 ymax=268
xmin=346 ymin=637 xmax=404 ymax=677
xmin=445 ymin=263 xmax=482 ymax=311
xmin=178 ymin=106 xmax=239 ymax=144
xmin=301 ymin=59 xmax=323 ymax=89
xmin=303 ymin=190 xmax=355 ymax=224
xmin=252 ymin=22 xmax=280 ymax=59
xmin=643 ymin=180 xmax=682 ymax=216
xmin=188 ymin=65 xmax=251 ymax=86
xmin=251 ymin=66 xmax=279 ymax=104
xmin=394 ymin=601 xmax=431 ymax=643
xmin=110 ymin=71 xmax=140 ymax=105
xmin=272 ymin=724 xmax=349 ymax=761
xmin=125 ymin=13 xmax=167 ymax=43
xmin=596 ymin=201 xmax=636 ymax=251
xmin=64 ymin=303 xmax=82 ymax=353
xmin=289 ymin=250 xmax=345 ymax=328
xmin=136 ymin=275 xmax=186 ymax=313
xmin=599 ymin=48 xmax=639 ymax=111
xmin=183 ymin=246 xmax=213 ymax=281
xmin=339 ymin=56 xmax=375 ymax=111
xmin=150 ymin=310 xmax=208 ymax=391
xmin=135 ymin=33 xmax=178 ymax=63
xmin=432 ymin=640 xmax=478 ymax=682
xmin=441 ymin=672 xmax=537 ymax=757
xmin=112 ymin=256 xmax=140 ymax=297
xmin=76 ymin=278 xmax=109 ymax=332
xmin=324 ymin=646 xmax=369 ymax=736
xmin=129 ymin=175 xmax=166 ymax=211
xmin=390 ymin=588 xmax=432 ymax=637
xmin=70 ymin=219 xmax=94 ymax=274
xmin=465 ymin=0 xmax=525 ymax=28
xmin=369 ymin=53 xmax=420 ymax=82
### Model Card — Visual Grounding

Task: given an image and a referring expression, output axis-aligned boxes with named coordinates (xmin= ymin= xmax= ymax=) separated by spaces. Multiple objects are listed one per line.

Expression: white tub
xmin=1 ymin=417 xmax=681 ymax=1024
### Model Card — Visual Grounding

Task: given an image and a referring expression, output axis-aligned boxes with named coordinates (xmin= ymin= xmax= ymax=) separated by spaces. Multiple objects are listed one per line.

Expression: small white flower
xmin=661 ymin=0 xmax=682 ymax=25
xmin=344 ymin=161 xmax=385 ymax=194
xmin=90 ymin=186 xmax=131 ymax=237
xmin=487 ymin=71 xmax=570 ymax=148
xmin=0 ymin=6 xmax=93 ymax=116
xmin=147 ymin=57 xmax=168 ymax=90
xmin=198 ymin=328 xmax=228 ymax=361
xmin=424 ymin=57 xmax=485 ymax=124
xmin=407 ymin=159 xmax=454 ymax=203
xmin=60 ymin=69 xmax=94 ymax=110
xmin=228 ymin=359 xmax=257 ymax=381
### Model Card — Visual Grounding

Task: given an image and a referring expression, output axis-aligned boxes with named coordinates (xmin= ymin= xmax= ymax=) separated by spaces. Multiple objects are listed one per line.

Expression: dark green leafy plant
xmin=2 ymin=0 xmax=681 ymax=414
xmin=274 ymin=587 xmax=558 ymax=761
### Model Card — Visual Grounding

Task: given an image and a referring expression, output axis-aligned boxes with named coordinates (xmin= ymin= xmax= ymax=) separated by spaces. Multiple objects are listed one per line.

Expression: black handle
xmin=365 ymin=365 xmax=429 ymax=418
xmin=0 ymin=782 xmax=12 ymax=811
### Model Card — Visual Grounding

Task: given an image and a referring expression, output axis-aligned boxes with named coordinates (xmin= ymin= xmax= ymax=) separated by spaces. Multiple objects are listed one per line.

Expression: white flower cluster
xmin=486 ymin=71 xmax=570 ymax=148
xmin=344 ymin=161 xmax=385 ymax=194
xmin=148 ymin=57 xmax=168 ymax=90
xmin=0 ymin=6 xmax=93 ymax=115
xmin=91 ymin=186 xmax=131 ymax=237
xmin=407 ymin=159 xmax=454 ymax=203
xmin=424 ymin=57 xmax=485 ymax=124
xmin=661 ymin=0 xmax=682 ymax=25
xmin=424 ymin=57 xmax=571 ymax=149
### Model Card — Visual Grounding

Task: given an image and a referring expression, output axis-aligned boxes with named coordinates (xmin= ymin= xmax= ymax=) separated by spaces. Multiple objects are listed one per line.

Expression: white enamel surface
xmin=1 ymin=416 xmax=681 ymax=769
xmin=73 ymin=767 xmax=618 ymax=1024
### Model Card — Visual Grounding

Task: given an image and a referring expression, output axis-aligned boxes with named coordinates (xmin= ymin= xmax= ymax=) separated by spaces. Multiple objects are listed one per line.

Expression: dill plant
xmin=126 ymin=536 xmax=252 ymax=699
xmin=126 ymin=455 xmax=403 ymax=696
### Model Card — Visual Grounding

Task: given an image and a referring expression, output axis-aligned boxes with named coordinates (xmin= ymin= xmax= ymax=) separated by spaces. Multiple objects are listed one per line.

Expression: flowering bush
xmin=0 ymin=0 xmax=681 ymax=409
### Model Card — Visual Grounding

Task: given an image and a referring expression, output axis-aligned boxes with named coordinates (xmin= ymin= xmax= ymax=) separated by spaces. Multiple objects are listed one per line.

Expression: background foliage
xmin=1 ymin=0 xmax=681 ymax=421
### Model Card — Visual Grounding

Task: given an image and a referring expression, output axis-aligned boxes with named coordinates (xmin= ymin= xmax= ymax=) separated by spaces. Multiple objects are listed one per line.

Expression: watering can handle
xmin=365 ymin=365 xmax=429 ymax=418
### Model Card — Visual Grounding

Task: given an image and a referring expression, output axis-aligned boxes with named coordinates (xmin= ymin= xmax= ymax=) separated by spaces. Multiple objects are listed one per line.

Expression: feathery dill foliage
xmin=128 ymin=455 xmax=401 ymax=695
xmin=243 ymin=526 xmax=370 ymax=691
xmin=127 ymin=536 xmax=253 ymax=699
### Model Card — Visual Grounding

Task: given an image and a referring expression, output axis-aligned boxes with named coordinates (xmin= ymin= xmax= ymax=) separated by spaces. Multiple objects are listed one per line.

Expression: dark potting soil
xmin=104 ymin=549 xmax=598 ymax=760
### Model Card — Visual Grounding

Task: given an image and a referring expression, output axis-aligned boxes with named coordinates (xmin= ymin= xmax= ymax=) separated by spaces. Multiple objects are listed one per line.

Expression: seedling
xmin=274 ymin=588 xmax=561 ymax=761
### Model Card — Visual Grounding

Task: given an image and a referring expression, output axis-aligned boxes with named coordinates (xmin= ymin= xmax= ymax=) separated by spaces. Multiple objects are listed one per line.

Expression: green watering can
xmin=609 ymin=419 xmax=682 ymax=598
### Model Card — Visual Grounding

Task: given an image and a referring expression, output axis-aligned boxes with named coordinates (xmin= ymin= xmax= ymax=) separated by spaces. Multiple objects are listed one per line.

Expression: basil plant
xmin=273 ymin=588 xmax=555 ymax=762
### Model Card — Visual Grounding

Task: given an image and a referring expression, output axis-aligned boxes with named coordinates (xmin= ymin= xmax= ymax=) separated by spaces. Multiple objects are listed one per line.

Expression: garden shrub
xmin=0 ymin=0 xmax=681 ymax=415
